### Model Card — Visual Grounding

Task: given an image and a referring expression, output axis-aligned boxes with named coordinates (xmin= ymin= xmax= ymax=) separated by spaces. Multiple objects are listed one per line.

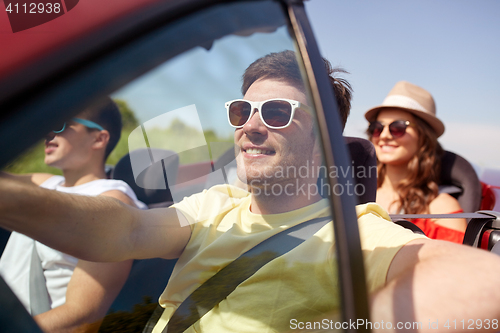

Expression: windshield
xmin=3 ymin=1 xmax=500 ymax=332
xmin=0 ymin=1 xmax=372 ymax=332
xmin=104 ymin=2 xmax=348 ymax=331
xmin=107 ymin=3 xmax=346 ymax=331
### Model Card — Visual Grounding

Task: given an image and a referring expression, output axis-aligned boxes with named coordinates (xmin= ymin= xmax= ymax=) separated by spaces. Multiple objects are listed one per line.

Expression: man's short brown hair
xmin=78 ymin=97 xmax=122 ymax=160
xmin=242 ymin=50 xmax=352 ymax=130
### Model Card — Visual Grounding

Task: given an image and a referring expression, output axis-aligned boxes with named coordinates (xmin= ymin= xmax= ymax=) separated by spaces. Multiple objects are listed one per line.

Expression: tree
xmin=115 ymin=99 xmax=139 ymax=130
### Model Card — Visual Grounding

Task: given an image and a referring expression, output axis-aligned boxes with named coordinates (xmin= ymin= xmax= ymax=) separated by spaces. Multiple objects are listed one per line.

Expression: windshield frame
xmin=287 ymin=3 xmax=370 ymax=328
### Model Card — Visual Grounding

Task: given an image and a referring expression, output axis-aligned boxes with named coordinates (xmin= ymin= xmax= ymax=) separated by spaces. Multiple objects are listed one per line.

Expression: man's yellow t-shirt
xmin=152 ymin=185 xmax=425 ymax=332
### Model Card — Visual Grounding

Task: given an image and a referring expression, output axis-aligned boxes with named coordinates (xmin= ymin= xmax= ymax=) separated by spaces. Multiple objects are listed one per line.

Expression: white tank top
xmin=0 ymin=176 xmax=146 ymax=312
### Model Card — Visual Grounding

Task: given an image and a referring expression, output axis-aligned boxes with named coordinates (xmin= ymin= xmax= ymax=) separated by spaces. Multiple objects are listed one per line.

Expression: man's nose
xmin=243 ymin=109 xmax=267 ymax=134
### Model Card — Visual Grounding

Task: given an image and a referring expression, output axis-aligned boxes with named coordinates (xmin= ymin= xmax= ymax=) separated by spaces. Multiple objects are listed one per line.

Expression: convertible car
xmin=0 ymin=0 xmax=499 ymax=332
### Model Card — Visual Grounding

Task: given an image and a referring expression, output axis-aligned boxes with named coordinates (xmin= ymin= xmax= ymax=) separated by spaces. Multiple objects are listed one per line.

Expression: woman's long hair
xmin=373 ymin=116 xmax=444 ymax=214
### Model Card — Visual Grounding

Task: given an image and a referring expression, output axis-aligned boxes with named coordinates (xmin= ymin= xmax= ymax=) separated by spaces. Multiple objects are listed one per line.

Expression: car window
xmin=1 ymin=1 xmax=368 ymax=331
xmin=102 ymin=3 xmax=346 ymax=330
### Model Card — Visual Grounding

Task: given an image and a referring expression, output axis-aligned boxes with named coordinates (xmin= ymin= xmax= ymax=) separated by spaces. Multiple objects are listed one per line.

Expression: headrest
xmin=440 ymin=150 xmax=481 ymax=212
xmin=112 ymin=148 xmax=179 ymax=206
xmin=344 ymin=136 xmax=377 ymax=204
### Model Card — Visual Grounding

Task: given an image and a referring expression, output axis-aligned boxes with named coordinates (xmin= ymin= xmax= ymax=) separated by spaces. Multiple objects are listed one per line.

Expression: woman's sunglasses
xmin=225 ymin=98 xmax=310 ymax=129
xmin=368 ymin=120 xmax=413 ymax=139
xmin=53 ymin=118 xmax=105 ymax=134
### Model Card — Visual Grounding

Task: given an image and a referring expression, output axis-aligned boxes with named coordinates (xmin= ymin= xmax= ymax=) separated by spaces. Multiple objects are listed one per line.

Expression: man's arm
xmin=0 ymin=176 xmax=191 ymax=262
xmin=34 ymin=259 xmax=133 ymax=333
xmin=371 ymin=239 xmax=500 ymax=332
xmin=32 ymin=189 xmax=138 ymax=332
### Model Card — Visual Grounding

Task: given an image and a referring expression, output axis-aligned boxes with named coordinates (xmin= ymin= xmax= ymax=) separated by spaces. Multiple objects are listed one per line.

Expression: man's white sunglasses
xmin=225 ymin=98 xmax=310 ymax=129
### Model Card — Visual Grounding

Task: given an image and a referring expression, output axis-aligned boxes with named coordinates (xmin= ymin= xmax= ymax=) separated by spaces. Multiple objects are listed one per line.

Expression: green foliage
xmin=115 ymin=99 xmax=139 ymax=130
xmin=105 ymin=99 xmax=139 ymax=165
xmin=105 ymin=127 xmax=133 ymax=166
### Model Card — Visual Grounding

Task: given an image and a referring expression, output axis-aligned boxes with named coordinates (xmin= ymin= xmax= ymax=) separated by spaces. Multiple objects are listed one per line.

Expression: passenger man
xmin=0 ymin=52 xmax=499 ymax=332
xmin=0 ymin=98 xmax=146 ymax=332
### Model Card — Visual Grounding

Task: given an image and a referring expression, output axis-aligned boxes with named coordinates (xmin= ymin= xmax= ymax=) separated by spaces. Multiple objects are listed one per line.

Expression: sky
xmin=304 ymin=0 xmax=500 ymax=171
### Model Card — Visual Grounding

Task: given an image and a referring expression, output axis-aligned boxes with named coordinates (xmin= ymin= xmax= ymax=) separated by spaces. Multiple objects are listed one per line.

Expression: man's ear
xmin=92 ymin=130 xmax=110 ymax=151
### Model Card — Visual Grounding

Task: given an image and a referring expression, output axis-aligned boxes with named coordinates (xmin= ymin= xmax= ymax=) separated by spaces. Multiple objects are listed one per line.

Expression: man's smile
xmin=242 ymin=144 xmax=276 ymax=157
xmin=45 ymin=141 xmax=58 ymax=154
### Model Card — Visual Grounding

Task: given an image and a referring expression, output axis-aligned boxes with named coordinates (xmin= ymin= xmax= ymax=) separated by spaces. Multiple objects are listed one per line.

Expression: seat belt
xmin=142 ymin=216 xmax=331 ymax=333
xmin=389 ymin=212 xmax=497 ymax=220
xmin=29 ymin=241 xmax=51 ymax=315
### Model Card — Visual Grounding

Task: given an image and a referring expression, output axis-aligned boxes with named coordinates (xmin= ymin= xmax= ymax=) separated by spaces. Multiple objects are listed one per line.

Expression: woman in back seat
xmin=365 ymin=81 xmax=466 ymax=243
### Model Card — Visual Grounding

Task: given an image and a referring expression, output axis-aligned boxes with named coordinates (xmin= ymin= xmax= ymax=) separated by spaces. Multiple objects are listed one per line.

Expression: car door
xmin=0 ymin=1 xmax=368 ymax=331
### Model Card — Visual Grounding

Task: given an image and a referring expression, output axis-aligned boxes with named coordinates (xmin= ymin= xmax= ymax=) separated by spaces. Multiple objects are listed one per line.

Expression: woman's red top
xmin=411 ymin=210 xmax=465 ymax=244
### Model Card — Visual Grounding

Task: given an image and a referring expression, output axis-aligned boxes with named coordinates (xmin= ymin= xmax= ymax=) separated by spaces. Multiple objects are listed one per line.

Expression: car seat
xmin=462 ymin=211 xmax=500 ymax=253
xmin=0 ymin=277 xmax=43 ymax=333
xmin=344 ymin=136 xmax=377 ymax=204
xmin=112 ymin=148 xmax=179 ymax=208
xmin=0 ymin=229 xmax=10 ymax=256
xmin=439 ymin=150 xmax=482 ymax=213
xmin=107 ymin=148 xmax=179 ymax=322
xmin=389 ymin=151 xmax=481 ymax=236
xmin=204 ymin=145 xmax=238 ymax=189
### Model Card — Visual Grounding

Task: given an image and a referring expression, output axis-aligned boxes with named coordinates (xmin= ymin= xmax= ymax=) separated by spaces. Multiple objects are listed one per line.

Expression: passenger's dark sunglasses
xmin=368 ymin=120 xmax=413 ymax=138
xmin=225 ymin=98 xmax=310 ymax=129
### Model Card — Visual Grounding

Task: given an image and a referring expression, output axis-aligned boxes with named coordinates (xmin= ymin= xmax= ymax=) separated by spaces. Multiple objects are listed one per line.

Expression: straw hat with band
xmin=364 ymin=81 xmax=445 ymax=137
